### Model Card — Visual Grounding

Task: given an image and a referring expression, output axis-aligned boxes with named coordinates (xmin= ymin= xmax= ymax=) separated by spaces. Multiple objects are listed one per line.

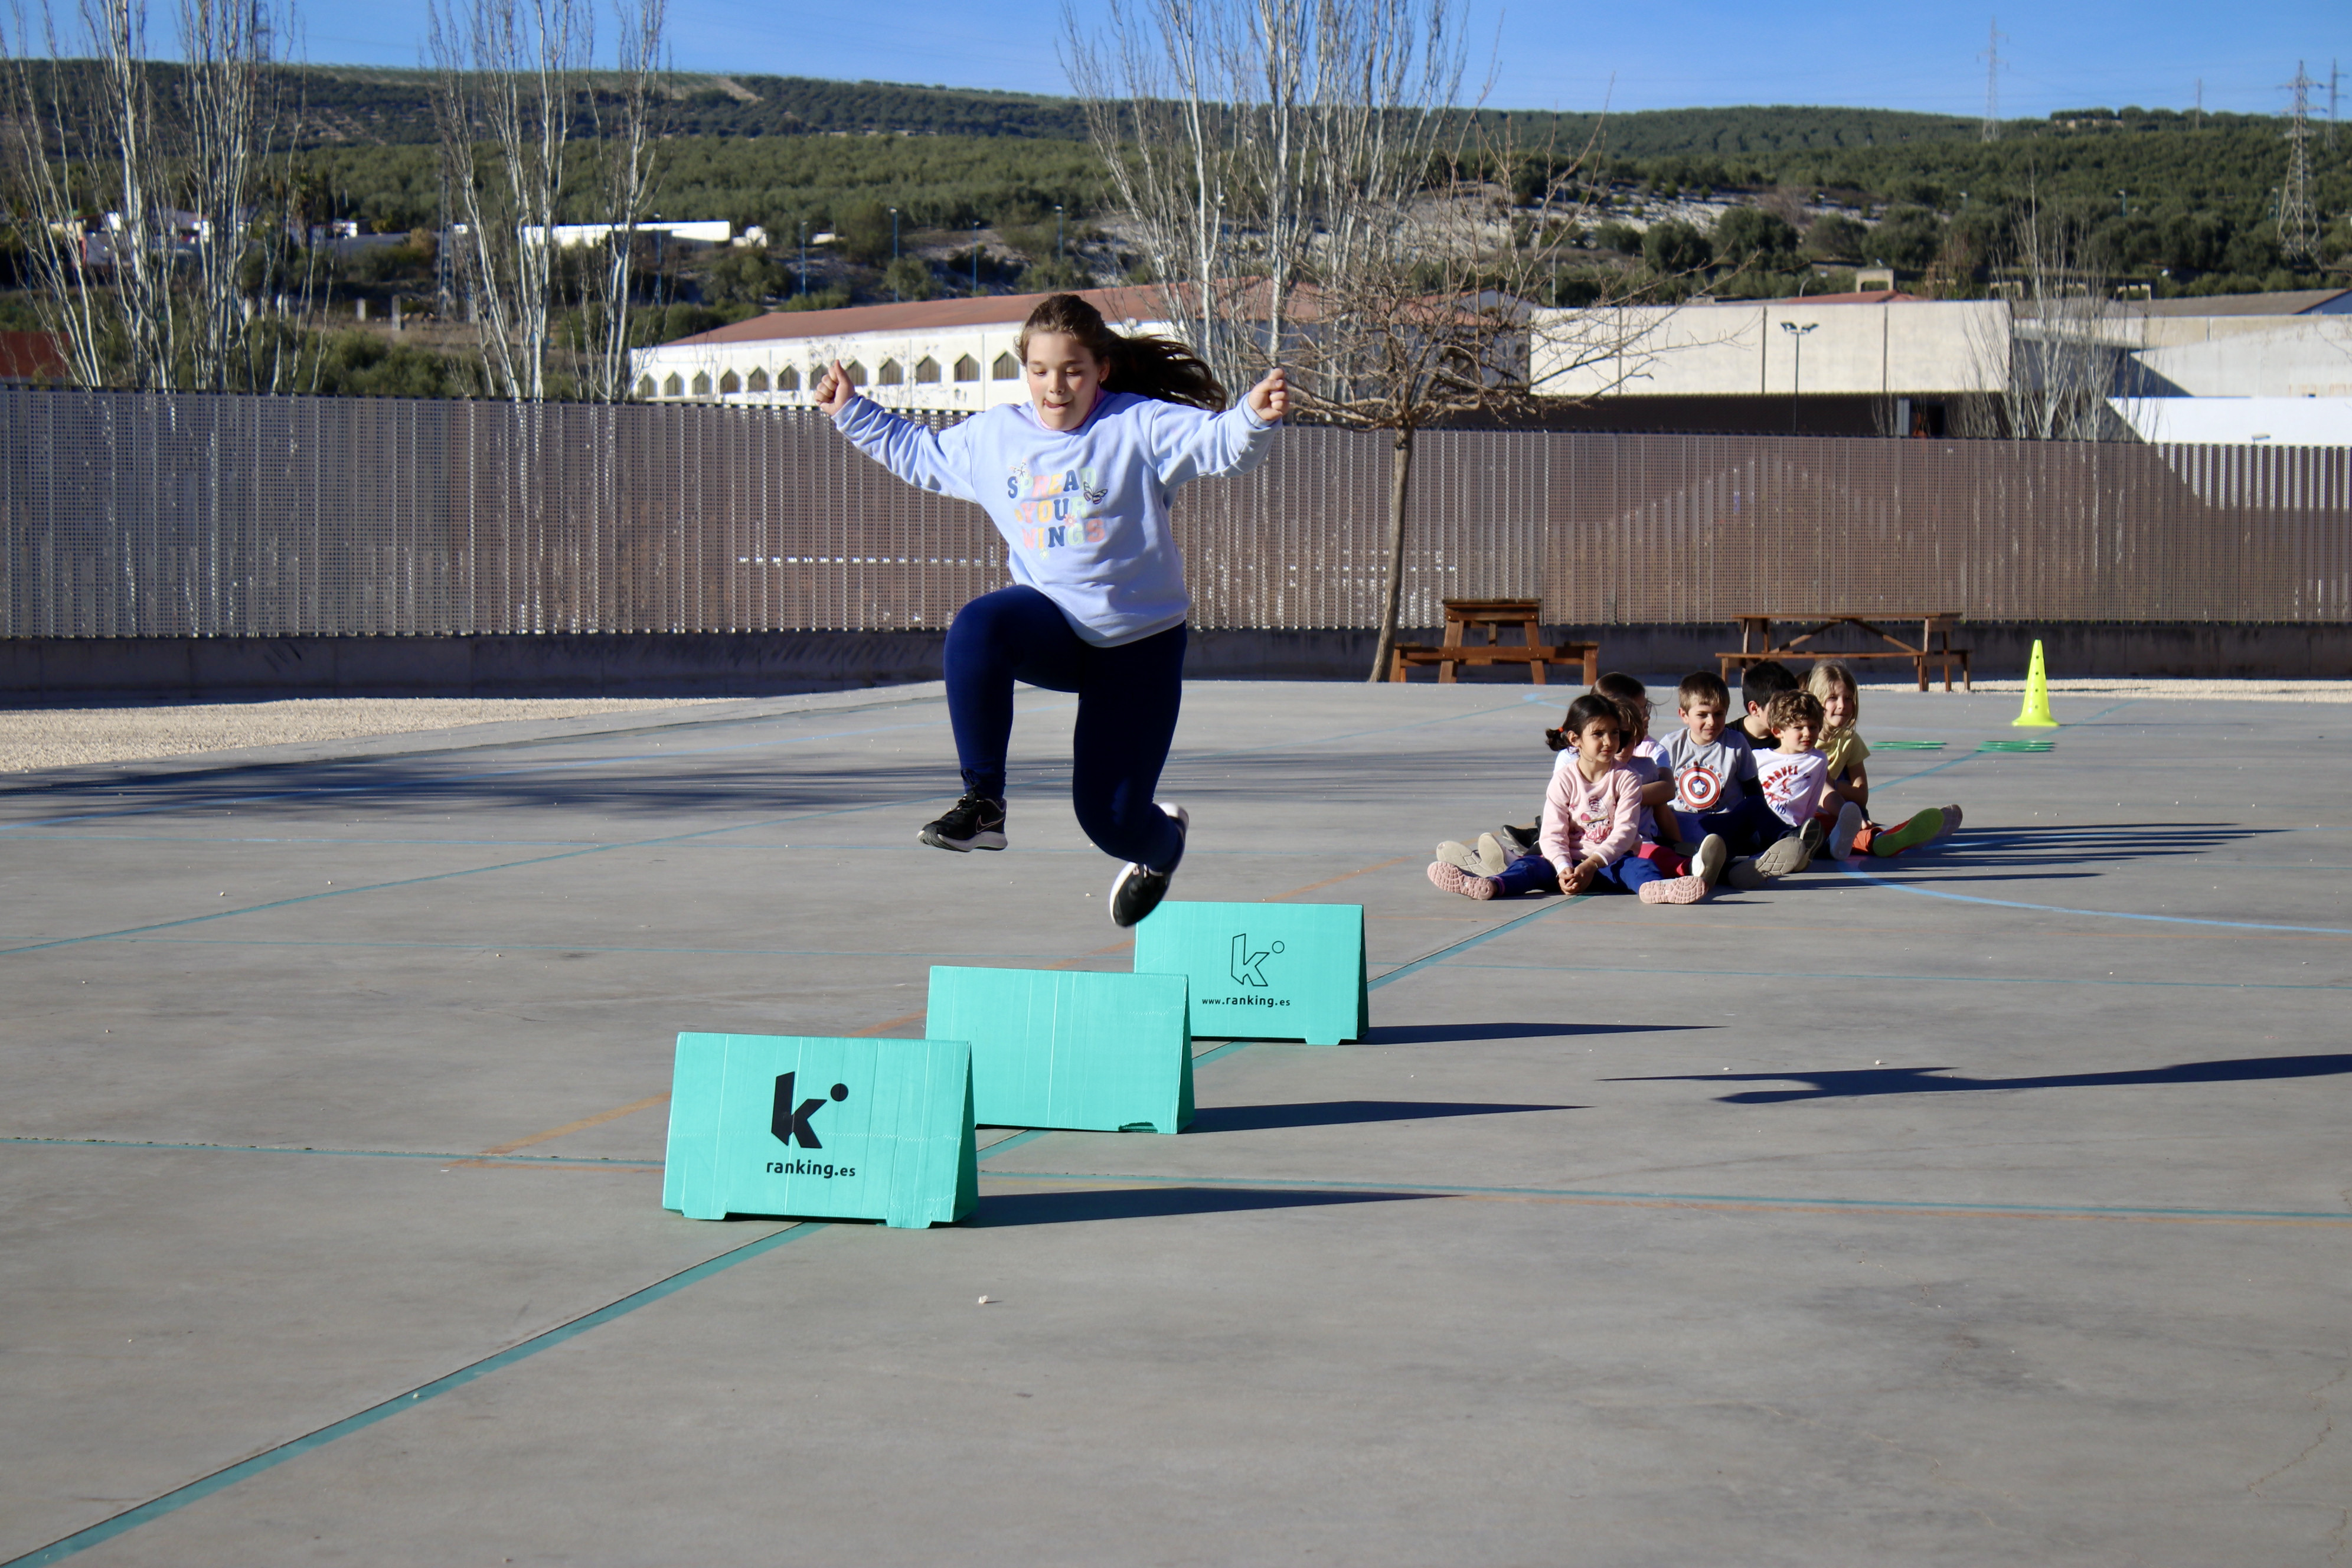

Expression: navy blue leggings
xmin=945 ymin=585 xmax=1186 ymax=870
xmin=1494 ymin=852 xmax=1664 ymax=897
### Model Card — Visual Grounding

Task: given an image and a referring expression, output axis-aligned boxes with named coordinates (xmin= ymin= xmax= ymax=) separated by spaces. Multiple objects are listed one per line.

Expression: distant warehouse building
xmin=629 ymin=286 xmax=1177 ymax=413
xmin=1532 ymin=291 xmax=2011 ymax=437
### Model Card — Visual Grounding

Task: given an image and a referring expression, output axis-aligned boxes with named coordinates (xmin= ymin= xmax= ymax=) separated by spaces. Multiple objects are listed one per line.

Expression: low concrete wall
xmin=3 ymin=622 xmax=2348 ymax=700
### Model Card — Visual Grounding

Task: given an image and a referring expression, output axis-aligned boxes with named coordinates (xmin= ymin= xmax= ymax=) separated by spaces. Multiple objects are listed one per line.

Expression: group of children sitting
xmin=1427 ymin=660 xmax=1962 ymax=906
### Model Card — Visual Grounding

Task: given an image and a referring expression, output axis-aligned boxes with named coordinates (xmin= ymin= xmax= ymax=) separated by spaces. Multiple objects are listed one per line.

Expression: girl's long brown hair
xmin=1015 ymin=292 xmax=1228 ymax=412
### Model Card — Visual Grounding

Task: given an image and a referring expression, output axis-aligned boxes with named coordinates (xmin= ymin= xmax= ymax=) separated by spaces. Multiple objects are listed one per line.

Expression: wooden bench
xmin=1717 ymin=613 xmax=1971 ymax=692
xmin=1388 ymin=597 xmax=1599 ymax=687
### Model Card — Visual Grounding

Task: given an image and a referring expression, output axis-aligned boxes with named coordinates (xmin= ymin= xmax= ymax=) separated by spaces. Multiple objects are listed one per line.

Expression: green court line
xmin=0 ymin=1137 xmax=660 ymax=1166
xmin=0 ymin=1222 xmax=826 ymax=1568
xmin=979 ymin=1168 xmax=2352 ymax=1224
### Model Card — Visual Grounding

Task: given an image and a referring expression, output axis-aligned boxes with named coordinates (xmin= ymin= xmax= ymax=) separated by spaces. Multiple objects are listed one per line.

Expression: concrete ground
xmin=2 ymin=679 xmax=2348 ymax=1567
xmin=0 ymin=698 xmax=729 ymax=774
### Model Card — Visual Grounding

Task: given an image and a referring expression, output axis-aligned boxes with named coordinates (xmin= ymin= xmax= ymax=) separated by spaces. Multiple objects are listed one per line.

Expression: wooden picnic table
xmin=1389 ymin=598 xmax=1599 ymax=686
xmin=1718 ymin=613 xmax=1971 ymax=692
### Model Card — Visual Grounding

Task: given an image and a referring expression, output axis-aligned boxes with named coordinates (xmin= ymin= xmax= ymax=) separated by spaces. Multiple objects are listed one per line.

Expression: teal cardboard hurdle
xmin=1132 ymin=901 xmax=1367 ymax=1046
xmin=925 ymin=967 xmax=1193 ymax=1133
xmin=662 ymin=1033 xmax=976 ymax=1229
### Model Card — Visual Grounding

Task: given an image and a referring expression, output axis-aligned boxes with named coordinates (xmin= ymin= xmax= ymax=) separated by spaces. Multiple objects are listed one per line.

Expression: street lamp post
xmin=798 ymin=221 xmax=807 ymax=295
xmin=1056 ymin=203 xmax=1064 ymax=266
xmin=889 ymin=207 xmax=900 ymax=300
xmin=1780 ymin=319 xmax=1817 ymax=432
xmin=972 ymin=220 xmax=982 ymax=296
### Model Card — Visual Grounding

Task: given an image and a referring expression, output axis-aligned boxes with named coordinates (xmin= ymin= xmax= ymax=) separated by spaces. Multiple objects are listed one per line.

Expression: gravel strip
xmin=0 ymin=697 xmax=728 ymax=773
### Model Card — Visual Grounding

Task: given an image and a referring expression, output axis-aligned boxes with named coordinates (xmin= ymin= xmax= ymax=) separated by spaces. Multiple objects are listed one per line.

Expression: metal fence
xmin=5 ymin=386 xmax=2348 ymax=638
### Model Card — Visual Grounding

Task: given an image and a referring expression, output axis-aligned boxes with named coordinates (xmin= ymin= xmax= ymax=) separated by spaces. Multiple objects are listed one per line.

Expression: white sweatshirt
xmin=831 ymin=390 xmax=1279 ymax=646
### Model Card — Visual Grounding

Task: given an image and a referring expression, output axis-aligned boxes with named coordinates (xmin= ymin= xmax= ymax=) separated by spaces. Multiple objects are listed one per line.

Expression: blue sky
xmin=293 ymin=0 xmax=2346 ymax=121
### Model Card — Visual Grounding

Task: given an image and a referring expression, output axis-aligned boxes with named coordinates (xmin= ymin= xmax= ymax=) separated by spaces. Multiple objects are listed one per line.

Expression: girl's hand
xmin=1559 ymin=860 xmax=1597 ymax=896
xmin=814 ymin=360 xmax=855 ymax=418
xmin=1246 ymin=366 xmax=1288 ymax=424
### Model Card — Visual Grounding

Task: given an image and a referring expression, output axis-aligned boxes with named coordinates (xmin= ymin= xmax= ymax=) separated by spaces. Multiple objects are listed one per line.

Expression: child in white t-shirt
xmin=1755 ymin=690 xmax=1834 ymax=856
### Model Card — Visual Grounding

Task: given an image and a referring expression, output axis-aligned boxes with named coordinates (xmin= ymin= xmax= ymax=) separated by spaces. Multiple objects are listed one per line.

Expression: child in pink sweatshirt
xmin=1429 ymin=694 xmax=1726 ymax=905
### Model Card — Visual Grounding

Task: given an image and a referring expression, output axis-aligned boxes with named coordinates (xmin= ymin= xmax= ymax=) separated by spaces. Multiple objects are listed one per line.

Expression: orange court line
xmin=1270 ymin=857 xmax=1411 ymax=900
xmin=479 ymin=1093 xmax=672 ymax=1156
xmin=851 ymin=1011 xmax=929 ymax=1037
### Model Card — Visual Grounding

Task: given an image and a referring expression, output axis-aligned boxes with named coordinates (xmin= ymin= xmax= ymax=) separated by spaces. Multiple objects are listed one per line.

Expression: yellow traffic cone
xmin=2013 ymin=639 xmax=2059 ymax=727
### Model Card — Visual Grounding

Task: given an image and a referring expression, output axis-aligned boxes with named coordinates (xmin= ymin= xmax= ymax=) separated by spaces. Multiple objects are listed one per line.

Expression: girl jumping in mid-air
xmin=815 ymin=292 xmax=1288 ymax=926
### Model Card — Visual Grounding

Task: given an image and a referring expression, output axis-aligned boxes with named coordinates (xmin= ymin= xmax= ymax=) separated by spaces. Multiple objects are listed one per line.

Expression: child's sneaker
xmin=1472 ymin=832 xmax=1516 ymax=874
xmin=1427 ymin=861 xmax=1500 ymax=900
xmin=1723 ymin=855 xmax=1773 ymax=890
xmin=1868 ymin=807 xmax=1945 ymax=857
xmin=1434 ymin=839 xmax=1488 ymax=876
xmin=1109 ymin=805 xmax=1188 ymax=927
xmin=1753 ymin=831 xmax=1813 ymax=876
xmin=1491 ymin=823 xmax=1540 ymax=859
xmin=1934 ymin=803 xmax=1964 ymax=838
xmin=1639 ymin=873 xmax=1709 ymax=904
xmin=1691 ymin=833 xmax=1728 ymax=888
xmin=920 ymin=794 xmax=1007 ymax=852
xmin=1828 ymin=800 xmax=1866 ymax=859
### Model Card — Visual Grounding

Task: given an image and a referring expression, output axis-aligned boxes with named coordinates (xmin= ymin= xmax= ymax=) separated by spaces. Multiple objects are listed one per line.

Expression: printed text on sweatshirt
xmin=831 ymin=390 xmax=1279 ymax=646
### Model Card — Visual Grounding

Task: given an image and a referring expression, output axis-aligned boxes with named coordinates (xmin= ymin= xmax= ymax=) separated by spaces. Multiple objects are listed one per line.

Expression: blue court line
xmin=0 ymin=707 xmax=965 ymax=834
xmin=110 ymin=937 xmax=1152 ymax=962
xmin=978 ymin=1168 xmax=2352 ymax=1225
xmin=1834 ymin=860 xmax=2352 ymax=937
xmin=977 ymin=1128 xmax=1054 ymax=1162
xmin=1 ymin=681 xmax=1515 ymax=840
xmin=1367 ymin=896 xmax=1592 ymax=991
xmin=0 ymin=699 xmax=1540 ymax=959
xmin=0 ymin=782 xmax=983 ymax=959
xmin=1442 ymin=961 xmax=2352 ymax=991
xmin=0 ymin=1221 xmax=826 ymax=1568
xmin=0 ymin=1137 xmax=658 ymax=1166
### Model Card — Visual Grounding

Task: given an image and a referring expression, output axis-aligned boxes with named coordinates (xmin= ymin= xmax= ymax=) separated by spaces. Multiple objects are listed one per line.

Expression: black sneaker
xmin=1109 ymin=805 xmax=1188 ymax=928
xmin=919 ymin=795 xmax=1007 ymax=852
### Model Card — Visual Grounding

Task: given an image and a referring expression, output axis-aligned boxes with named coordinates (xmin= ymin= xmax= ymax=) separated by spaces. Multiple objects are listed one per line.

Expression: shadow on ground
xmin=1185 ymin=1099 xmax=1580 ymax=1133
xmin=1612 ymin=1053 xmax=2352 ymax=1104
xmin=970 ymin=1184 xmax=1436 ymax=1226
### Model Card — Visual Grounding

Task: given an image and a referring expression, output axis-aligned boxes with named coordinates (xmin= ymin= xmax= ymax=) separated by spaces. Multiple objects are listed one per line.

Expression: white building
xmin=629 ymin=285 xmax=1175 ymax=411
xmin=1535 ymin=292 xmax=2013 ymax=403
xmin=1531 ymin=287 xmax=2352 ymax=443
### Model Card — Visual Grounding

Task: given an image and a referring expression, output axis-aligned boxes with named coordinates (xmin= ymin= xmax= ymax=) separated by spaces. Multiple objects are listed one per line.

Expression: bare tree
xmin=5 ymin=0 xmax=311 ymax=391
xmin=573 ymin=0 xmax=665 ymax=403
xmin=1959 ymin=197 xmax=2139 ymax=440
xmin=1065 ymin=0 xmax=1252 ymax=391
xmin=1 ymin=0 xmax=174 ymax=385
xmin=178 ymin=0 xmax=295 ymax=390
xmin=430 ymin=0 xmax=584 ymax=401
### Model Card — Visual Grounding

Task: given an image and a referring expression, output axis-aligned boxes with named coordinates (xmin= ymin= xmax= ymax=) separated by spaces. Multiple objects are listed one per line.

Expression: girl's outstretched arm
xmin=816 ymin=360 xmax=978 ymax=501
xmin=1149 ymin=367 xmax=1286 ymax=488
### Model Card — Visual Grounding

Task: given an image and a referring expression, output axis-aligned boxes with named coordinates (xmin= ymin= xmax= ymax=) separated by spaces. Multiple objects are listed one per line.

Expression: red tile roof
xmin=668 ymin=285 xmax=1177 ymax=348
xmin=0 ymin=331 xmax=67 ymax=382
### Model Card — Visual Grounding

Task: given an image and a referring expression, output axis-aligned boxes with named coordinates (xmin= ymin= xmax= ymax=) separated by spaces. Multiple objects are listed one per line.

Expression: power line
xmin=1979 ymin=18 xmax=2004 ymax=142
xmin=2280 ymin=61 xmax=2319 ymax=267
